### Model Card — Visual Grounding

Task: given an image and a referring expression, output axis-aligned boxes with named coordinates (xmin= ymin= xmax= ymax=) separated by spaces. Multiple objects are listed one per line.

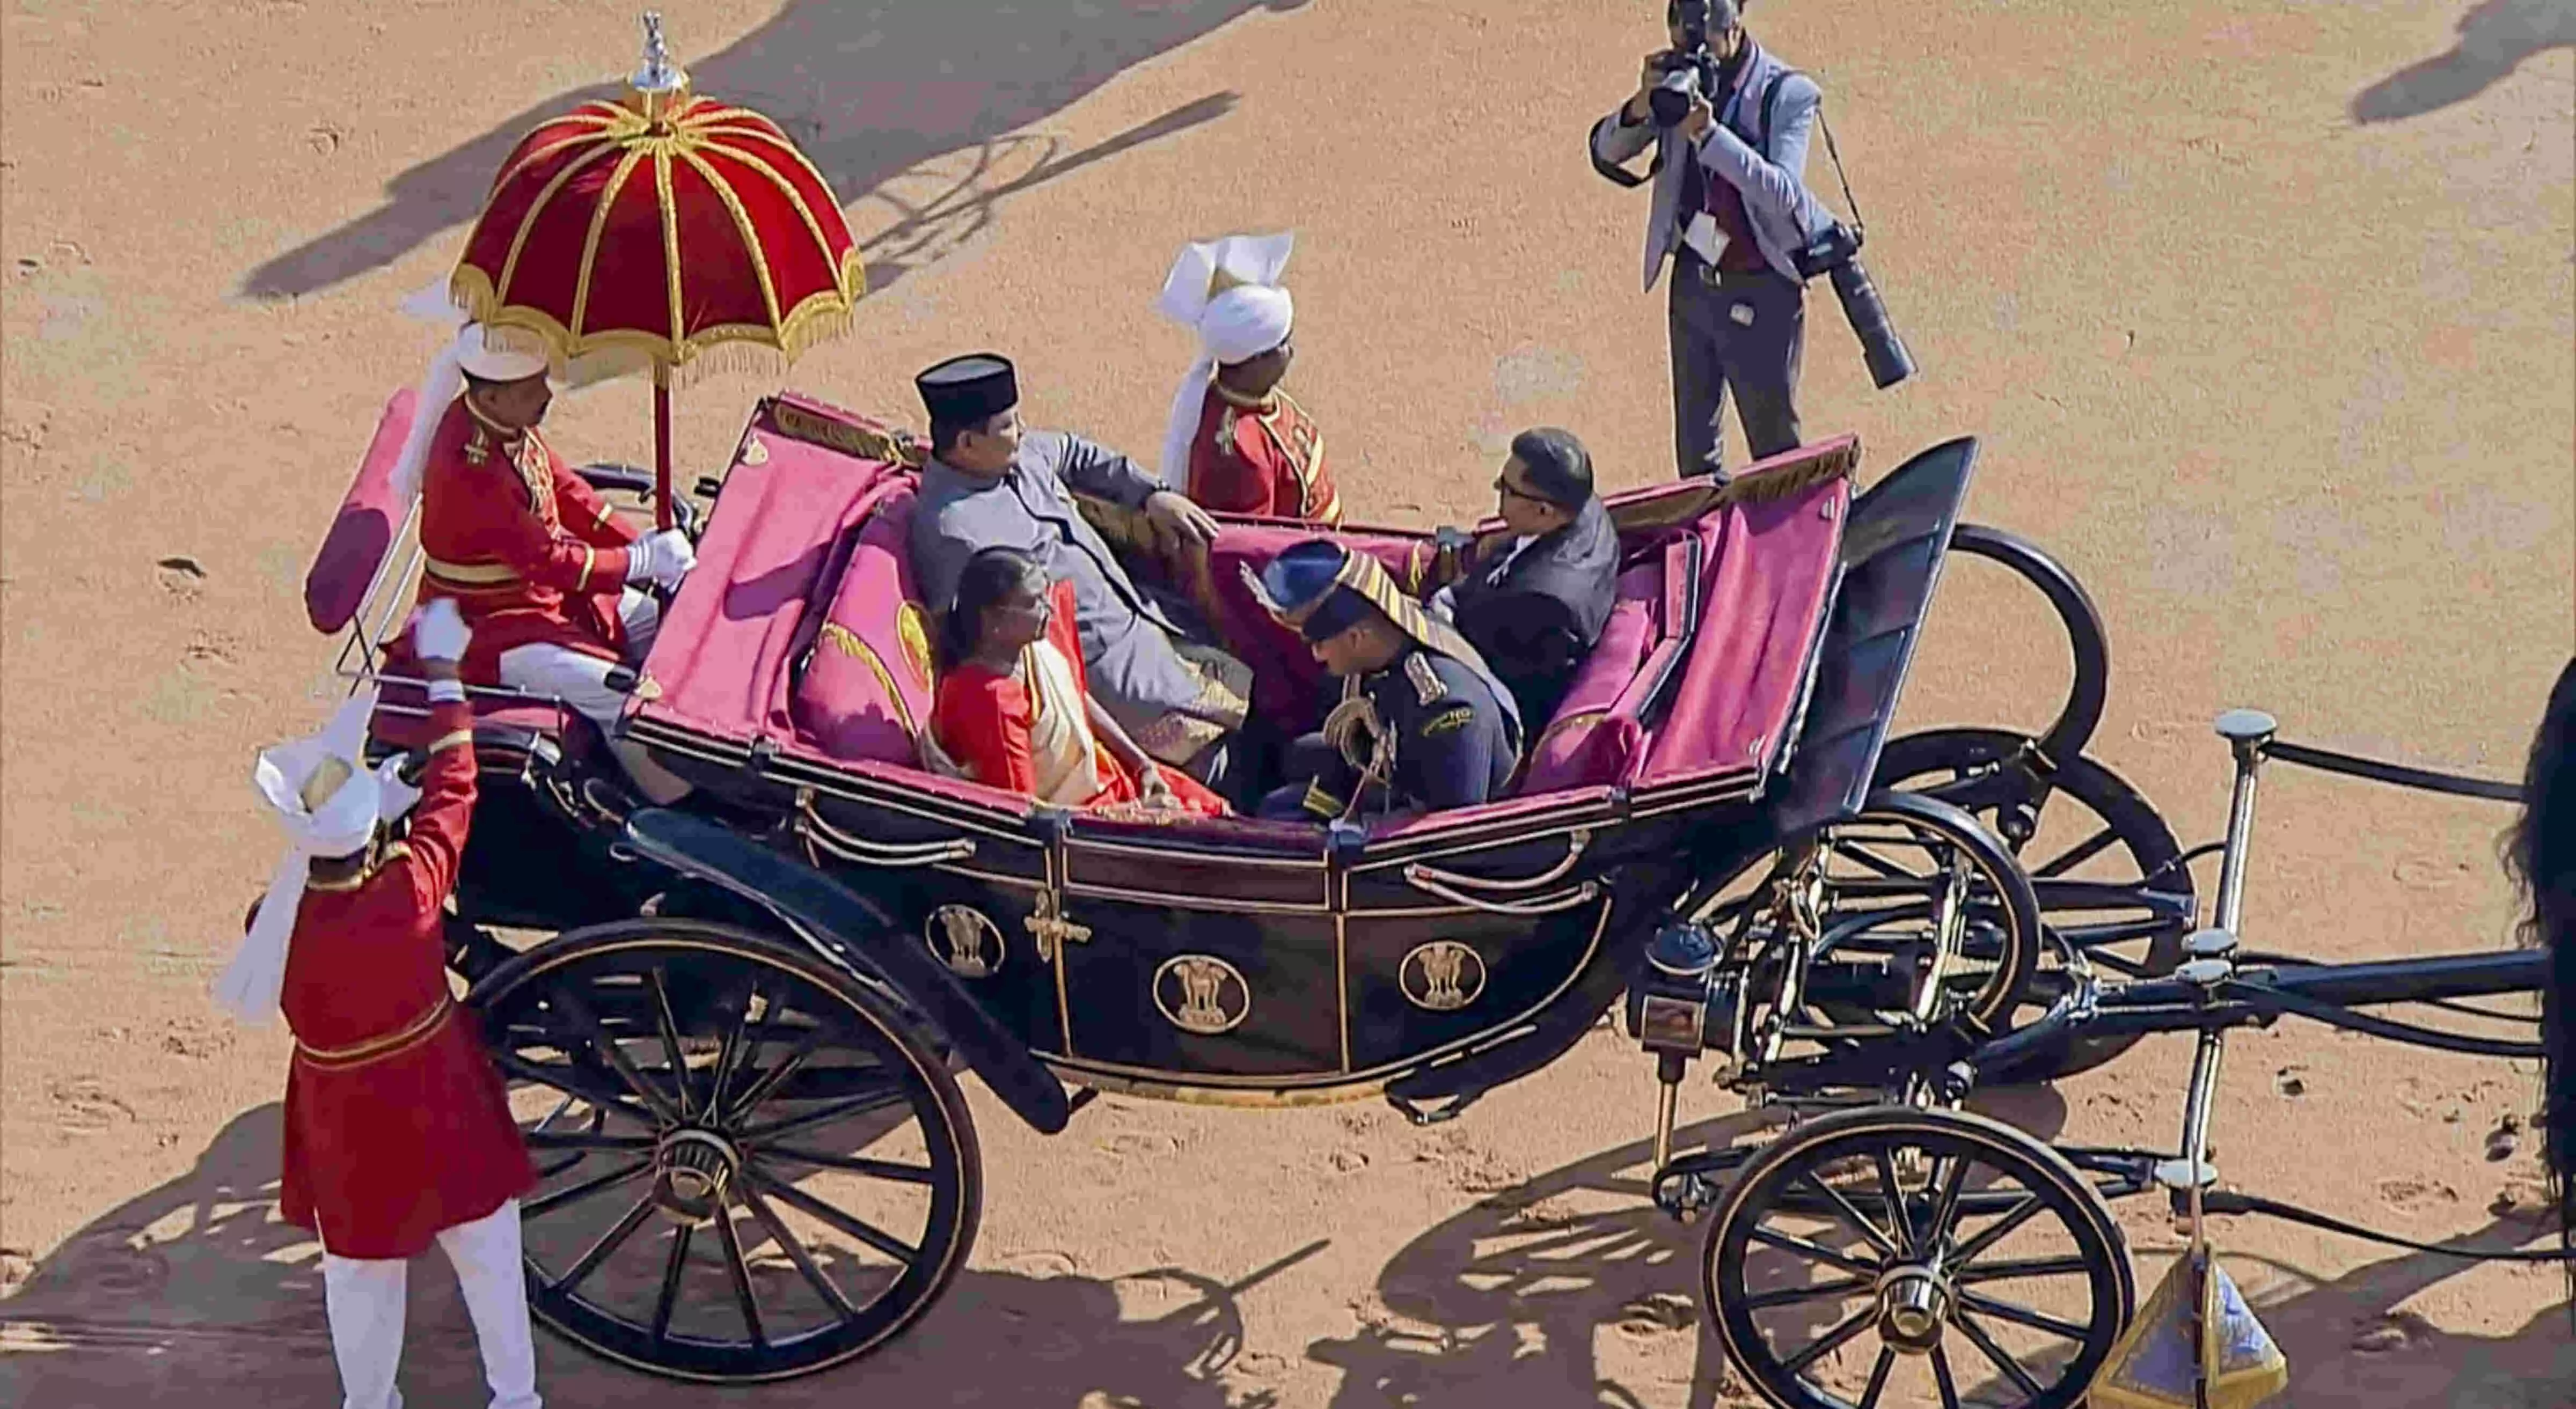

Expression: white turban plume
xmin=385 ymin=280 xmax=558 ymax=507
xmin=1154 ymin=232 xmax=1296 ymax=491
xmin=212 ymin=686 xmax=426 ymax=1027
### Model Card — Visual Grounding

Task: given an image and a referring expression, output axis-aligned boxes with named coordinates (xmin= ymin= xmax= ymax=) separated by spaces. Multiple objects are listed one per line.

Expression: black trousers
xmin=1668 ymin=253 xmax=1806 ymax=481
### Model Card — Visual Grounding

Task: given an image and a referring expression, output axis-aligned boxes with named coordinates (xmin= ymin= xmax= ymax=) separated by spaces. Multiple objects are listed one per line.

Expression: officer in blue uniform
xmin=1247 ymin=539 xmax=1524 ymax=821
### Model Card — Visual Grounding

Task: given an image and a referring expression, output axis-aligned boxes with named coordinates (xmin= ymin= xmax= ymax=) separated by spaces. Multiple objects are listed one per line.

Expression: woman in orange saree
xmin=924 ymin=546 xmax=1232 ymax=819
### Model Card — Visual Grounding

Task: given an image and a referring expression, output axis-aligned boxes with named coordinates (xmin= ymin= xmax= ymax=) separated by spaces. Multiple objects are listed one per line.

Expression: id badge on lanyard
xmin=1681 ymin=68 xmax=1754 ymax=267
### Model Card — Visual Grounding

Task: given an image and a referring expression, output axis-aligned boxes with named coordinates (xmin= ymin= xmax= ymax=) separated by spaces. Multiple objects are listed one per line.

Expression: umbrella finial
xmin=630 ymin=12 xmax=690 ymax=119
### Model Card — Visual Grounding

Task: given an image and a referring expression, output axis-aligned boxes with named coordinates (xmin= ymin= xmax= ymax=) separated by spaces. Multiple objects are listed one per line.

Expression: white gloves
xmin=411 ymin=597 xmax=472 ymax=663
xmin=625 ymin=528 xmax=698 ymax=590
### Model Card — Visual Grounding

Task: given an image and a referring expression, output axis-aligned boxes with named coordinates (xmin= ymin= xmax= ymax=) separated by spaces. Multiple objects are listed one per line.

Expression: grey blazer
xmin=1587 ymin=40 xmax=1830 ymax=292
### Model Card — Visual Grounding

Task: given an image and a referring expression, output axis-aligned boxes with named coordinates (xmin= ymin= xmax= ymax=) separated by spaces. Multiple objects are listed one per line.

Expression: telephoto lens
xmin=1828 ymin=258 xmax=1916 ymax=389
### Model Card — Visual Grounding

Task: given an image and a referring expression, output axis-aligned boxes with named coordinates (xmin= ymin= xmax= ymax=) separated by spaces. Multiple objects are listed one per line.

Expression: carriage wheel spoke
xmin=1856 ymin=1346 xmax=1896 ymax=1409
xmin=759 ymin=1146 xmax=939 ymax=1185
xmin=650 ymin=1222 xmax=693 ymax=1344
xmin=1748 ymin=1222 xmax=1882 ymax=1279
xmin=553 ymin=987 xmax=685 ymax=1126
xmin=734 ymin=1177 xmax=861 ymax=1318
xmin=1797 ymin=1170 xmax=1900 ymax=1259
xmin=1837 ymin=841 xmax=1929 ymax=883
xmin=647 ymin=968 xmax=694 ymax=1120
xmin=1952 ymin=1307 xmax=2048 ymax=1399
xmin=704 ymin=982 xmax=760 ymax=1117
xmin=723 ymin=1023 xmax=831 ymax=1124
xmin=712 ymin=1204 xmax=768 ymax=1348
xmin=1929 ymin=1341 xmax=1964 ymax=1409
xmin=1924 ymin=1154 xmax=1971 ymax=1249
xmin=1740 ymin=1274 xmax=1871 ymax=1311
xmin=734 ymin=1078 xmax=909 ymax=1144
xmin=524 ymin=1158 xmax=652 ymax=1219
xmin=1957 ymin=1289 xmax=2093 ymax=1342
xmin=1779 ymin=1303 xmax=1877 ymax=1377
xmin=1952 ymin=1254 xmax=2096 ymax=1285
xmin=550 ymin=1196 xmax=656 ymax=1294
xmin=745 ymin=1166 xmax=920 ymax=1265
xmin=1874 ymin=1149 xmax=1916 ymax=1257
xmin=493 ymin=1050 xmax=656 ymax=1124
xmin=1944 ymin=1192 xmax=2046 ymax=1267
xmin=2033 ymin=824 xmax=2120 ymax=879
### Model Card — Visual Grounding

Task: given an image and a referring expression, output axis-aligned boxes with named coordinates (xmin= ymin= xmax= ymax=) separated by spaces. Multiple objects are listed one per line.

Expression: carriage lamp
xmin=1628 ymin=922 xmax=1752 ymax=1173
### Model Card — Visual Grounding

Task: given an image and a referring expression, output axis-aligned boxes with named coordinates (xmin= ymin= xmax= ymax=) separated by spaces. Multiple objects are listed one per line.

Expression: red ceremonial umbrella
xmin=446 ymin=14 xmax=865 ymax=527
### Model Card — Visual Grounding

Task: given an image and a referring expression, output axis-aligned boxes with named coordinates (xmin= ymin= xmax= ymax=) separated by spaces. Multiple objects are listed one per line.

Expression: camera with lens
xmin=1645 ymin=0 xmax=1719 ymax=129
xmin=1792 ymin=220 xmax=1916 ymax=390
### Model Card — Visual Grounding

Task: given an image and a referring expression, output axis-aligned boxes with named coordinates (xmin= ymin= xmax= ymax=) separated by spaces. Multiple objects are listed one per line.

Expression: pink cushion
xmin=788 ymin=489 xmax=936 ymax=765
xmin=639 ymin=397 xmax=908 ymax=745
xmin=1511 ymin=563 xmax=1664 ymax=795
xmin=305 ymin=388 xmax=418 ymax=634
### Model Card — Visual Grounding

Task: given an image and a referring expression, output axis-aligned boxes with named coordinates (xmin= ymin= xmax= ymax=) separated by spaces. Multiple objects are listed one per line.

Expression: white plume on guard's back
xmin=1153 ymin=231 xmax=1296 ymax=490
xmin=213 ymin=685 xmax=426 ymax=1027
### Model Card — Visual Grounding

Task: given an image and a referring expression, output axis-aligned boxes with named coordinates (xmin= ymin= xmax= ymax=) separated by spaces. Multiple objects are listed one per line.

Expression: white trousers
xmin=494 ymin=587 xmax=661 ymax=732
xmin=495 ymin=589 xmax=692 ymax=803
xmin=319 ymin=1198 xmax=541 ymax=1409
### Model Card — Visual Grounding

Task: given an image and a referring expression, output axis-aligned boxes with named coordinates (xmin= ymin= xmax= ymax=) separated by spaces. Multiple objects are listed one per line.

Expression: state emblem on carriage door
xmin=1400 ymin=941 xmax=1488 ymax=1012
xmin=1153 ymin=955 xmax=1250 ymax=1035
xmin=925 ymin=905 xmax=1005 ymax=979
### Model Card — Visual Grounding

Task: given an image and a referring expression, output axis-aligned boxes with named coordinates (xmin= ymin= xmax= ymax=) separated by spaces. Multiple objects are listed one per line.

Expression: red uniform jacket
xmin=931 ymin=581 xmax=1230 ymax=816
xmin=411 ymin=397 xmax=640 ymax=687
xmin=271 ymin=698 xmax=536 ymax=1259
xmin=1186 ymin=383 xmax=1341 ymax=526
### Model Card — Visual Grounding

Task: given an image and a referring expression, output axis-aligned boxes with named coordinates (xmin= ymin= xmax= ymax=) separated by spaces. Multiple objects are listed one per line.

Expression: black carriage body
xmin=595 ymin=394 xmax=1978 ymax=1110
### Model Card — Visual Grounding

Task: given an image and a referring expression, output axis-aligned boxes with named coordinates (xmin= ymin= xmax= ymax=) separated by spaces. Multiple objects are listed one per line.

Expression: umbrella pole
xmin=653 ymin=362 xmax=674 ymax=531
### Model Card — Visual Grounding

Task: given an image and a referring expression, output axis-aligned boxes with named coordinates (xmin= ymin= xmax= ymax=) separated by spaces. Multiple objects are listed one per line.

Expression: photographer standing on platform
xmin=1590 ymin=0 xmax=1912 ymax=482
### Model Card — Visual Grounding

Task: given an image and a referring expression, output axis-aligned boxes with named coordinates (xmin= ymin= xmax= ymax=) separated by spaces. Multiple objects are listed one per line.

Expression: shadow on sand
xmin=236 ymin=0 xmax=1312 ymax=303
xmin=0 ymin=1105 xmax=1306 ymax=1407
xmin=2351 ymin=0 xmax=2576 ymax=123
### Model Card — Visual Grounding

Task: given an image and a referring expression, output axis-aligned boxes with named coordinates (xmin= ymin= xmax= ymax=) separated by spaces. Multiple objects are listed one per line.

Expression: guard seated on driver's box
xmin=1250 ymin=539 xmax=1524 ymax=821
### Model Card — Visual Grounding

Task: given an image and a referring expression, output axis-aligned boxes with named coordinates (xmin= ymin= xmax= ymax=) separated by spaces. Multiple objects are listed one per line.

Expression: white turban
xmin=385 ymin=280 xmax=557 ymax=507
xmin=1155 ymin=232 xmax=1296 ymax=491
xmin=211 ymin=686 xmax=425 ymax=1027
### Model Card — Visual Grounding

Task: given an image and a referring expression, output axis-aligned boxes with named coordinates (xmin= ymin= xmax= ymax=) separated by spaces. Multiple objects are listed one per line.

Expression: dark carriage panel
xmin=1340 ymin=892 xmax=1616 ymax=1073
xmin=1057 ymin=904 xmax=1344 ymax=1077
xmin=897 ymin=869 xmax=1068 ymax=1056
xmin=1770 ymin=437 xmax=1979 ymax=838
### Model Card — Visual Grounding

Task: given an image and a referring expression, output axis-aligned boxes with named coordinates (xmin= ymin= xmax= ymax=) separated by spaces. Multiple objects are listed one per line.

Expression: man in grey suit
xmin=1590 ymin=0 xmax=1832 ymax=482
xmin=908 ymin=353 xmax=1255 ymax=789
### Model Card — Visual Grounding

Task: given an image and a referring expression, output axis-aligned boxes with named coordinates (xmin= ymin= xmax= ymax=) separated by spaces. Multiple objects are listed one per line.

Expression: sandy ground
xmin=3 ymin=1 xmax=2572 ymax=1405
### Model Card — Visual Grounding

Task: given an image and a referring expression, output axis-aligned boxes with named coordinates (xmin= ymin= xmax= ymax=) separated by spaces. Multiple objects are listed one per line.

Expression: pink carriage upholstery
xmin=642 ymin=412 xmax=905 ymax=745
xmin=1637 ymin=473 xmax=1848 ymax=786
xmin=1510 ymin=562 xmax=1666 ymax=795
xmin=784 ymin=488 xmax=935 ymax=766
xmin=306 ymin=387 xmax=418 ymax=635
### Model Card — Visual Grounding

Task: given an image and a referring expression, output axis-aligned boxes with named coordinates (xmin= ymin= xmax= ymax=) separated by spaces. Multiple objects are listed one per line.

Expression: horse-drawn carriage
xmin=307 ymin=382 xmax=2089 ymax=1384
xmin=313 ymin=381 xmax=2554 ymax=1406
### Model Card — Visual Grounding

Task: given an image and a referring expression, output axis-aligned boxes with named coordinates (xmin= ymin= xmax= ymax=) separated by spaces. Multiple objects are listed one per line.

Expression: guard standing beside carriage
xmin=215 ymin=600 xmax=544 ymax=1409
xmin=1250 ymin=538 xmax=1524 ymax=820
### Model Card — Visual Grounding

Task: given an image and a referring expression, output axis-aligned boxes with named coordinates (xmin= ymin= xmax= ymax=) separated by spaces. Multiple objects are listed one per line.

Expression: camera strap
xmin=1761 ymin=70 xmax=1867 ymax=237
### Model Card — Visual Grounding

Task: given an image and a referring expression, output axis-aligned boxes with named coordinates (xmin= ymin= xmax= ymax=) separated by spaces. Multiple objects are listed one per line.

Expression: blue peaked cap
xmin=1258 ymin=539 xmax=1371 ymax=642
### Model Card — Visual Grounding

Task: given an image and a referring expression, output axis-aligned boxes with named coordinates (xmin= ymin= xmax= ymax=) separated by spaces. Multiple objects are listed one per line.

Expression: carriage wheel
xmin=1699 ymin=791 xmax=2043 ymax=1041
xmin=1702 ymin=1106 xmax=2133 ymax=1409
xmin=469 ymin=919 xmax=982 ymax=1383
xmin=1875 ymin=728 xmax=2196 ymax=1082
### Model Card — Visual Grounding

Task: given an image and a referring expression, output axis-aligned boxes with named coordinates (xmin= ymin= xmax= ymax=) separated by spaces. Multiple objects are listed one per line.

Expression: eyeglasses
xmin=1494 ymin=475 xmax=1557 ymax=508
